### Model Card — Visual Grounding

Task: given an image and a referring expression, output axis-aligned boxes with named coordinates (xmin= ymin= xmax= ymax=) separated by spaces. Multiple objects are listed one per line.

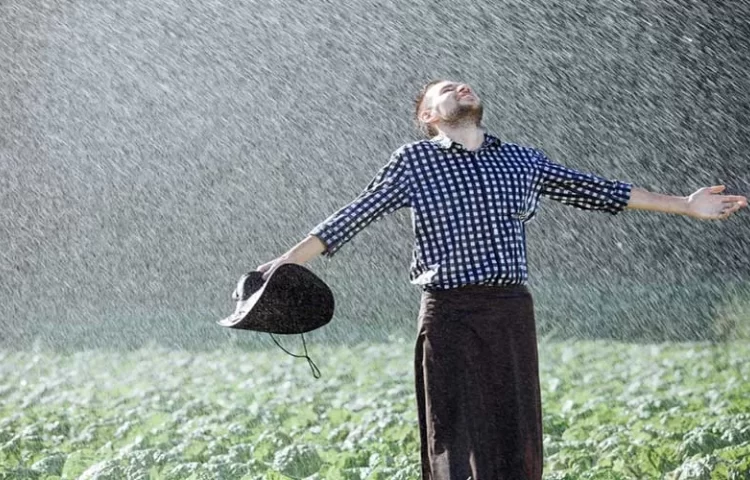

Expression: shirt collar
xmin=430 ymin=129 xmax=501 ymax=151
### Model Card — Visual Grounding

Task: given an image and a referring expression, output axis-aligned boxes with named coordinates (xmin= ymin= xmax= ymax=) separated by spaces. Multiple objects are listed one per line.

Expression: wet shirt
xmin=309 ymin=132 xmax=632 ymax=291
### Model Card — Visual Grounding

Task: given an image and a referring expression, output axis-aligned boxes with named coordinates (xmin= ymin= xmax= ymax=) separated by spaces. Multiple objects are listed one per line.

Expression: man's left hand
xmin=686 ymin=185 xmax=748 ymax=220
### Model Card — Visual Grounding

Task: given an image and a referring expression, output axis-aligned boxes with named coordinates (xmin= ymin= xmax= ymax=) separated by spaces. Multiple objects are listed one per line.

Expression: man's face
xmin=421 ymin=80 xmax=483 ymax=130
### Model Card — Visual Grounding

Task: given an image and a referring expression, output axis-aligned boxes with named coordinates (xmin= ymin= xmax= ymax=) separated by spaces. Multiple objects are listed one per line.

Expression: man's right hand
xmin=255 ymin=235 xmax=327 ymax=281
xmin=256 ymin=255 xmax=298 ymax=281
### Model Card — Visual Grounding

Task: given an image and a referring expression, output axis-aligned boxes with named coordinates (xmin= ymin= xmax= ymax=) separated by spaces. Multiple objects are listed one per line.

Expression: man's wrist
xmin=282 ymin=235 xmax=327 ymax=265
xmin=677 ymin=195 xmax=691 ymax=216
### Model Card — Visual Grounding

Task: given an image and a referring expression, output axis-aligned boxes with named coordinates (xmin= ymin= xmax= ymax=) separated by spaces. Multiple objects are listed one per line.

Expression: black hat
xmin=218 ymin=263 xmax=335 ymax=377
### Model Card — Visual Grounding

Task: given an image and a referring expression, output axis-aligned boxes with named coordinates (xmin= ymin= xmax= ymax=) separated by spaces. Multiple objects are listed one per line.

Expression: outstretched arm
xmin=308 ymin=150 xmax=412 ymax=258
xmin=533 ymin=149 xmax=747 ymax=220
xmin=626 ymin=185 xmax=747 ymax=220
xmin=257 ymin=152 xmax=412 ymax=280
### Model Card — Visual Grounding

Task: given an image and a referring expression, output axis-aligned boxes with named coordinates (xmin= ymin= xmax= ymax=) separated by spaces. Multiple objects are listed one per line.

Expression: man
xmin=256 ymin=80 xmax=747 ymax=480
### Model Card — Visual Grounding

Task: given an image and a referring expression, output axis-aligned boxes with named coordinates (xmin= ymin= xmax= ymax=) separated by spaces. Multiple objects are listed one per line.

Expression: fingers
xmin=727 ymin=205 xmax=746 ymax=216
xmin=717 ymin=202 xmax=743 ymax=220
xmin=262 ymin=265 xmax=279 ymax=281
xmin=708 ymin=189 xmax=747 ymax=221
xmin=718 ymin=203 xmax=734 ymax=218
xmin=258 ymin=263 xmax=273 ymax=280
xmin=720 ymin=195 xmax=748 ymax=204
xmin=257 ymin=259 xmax=277 ymax=272
xmin=261 ymin=260 xmax=283 ymax=280
xmin=257 ymin=255 xmax=292 ymax=280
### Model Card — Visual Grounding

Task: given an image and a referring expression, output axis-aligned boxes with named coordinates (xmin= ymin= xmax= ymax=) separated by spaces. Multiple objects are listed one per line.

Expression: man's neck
xmin=438 ymin=124 xmax=485 ymax=151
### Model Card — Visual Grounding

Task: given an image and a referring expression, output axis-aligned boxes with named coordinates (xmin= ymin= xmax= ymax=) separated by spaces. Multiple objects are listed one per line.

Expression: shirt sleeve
xmin=308 ymin=151 xmax=412 ymax=258
xmin=533 ymin=149 xmax=632 ymax=215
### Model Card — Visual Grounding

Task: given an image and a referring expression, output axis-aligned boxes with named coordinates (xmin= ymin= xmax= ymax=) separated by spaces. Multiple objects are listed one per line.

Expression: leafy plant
xmin=0 ymin=341 xmax=748 ymax=478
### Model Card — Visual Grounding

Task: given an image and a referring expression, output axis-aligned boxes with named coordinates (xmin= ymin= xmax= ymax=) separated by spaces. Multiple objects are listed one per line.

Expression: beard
xmin=443 ymin=102 xmax=484 ymax=129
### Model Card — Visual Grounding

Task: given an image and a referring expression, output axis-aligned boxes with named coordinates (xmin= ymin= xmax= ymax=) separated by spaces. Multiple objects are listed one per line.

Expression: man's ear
xmin=420 ymin=107 xmax=436 ymax=129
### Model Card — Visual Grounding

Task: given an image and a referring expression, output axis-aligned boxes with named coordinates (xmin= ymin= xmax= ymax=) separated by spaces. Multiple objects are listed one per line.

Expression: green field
xmin=1 ymin=340 xmax=749 ymax=479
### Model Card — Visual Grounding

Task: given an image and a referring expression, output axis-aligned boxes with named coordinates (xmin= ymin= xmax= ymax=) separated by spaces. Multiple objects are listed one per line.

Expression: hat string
xmin=268 ymin=333 xmax=321 ymax=379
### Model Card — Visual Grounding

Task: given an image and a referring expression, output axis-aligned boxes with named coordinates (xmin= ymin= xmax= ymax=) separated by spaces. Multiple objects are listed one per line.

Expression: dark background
xmin=2 ymin=0 xmax=748 ymax=350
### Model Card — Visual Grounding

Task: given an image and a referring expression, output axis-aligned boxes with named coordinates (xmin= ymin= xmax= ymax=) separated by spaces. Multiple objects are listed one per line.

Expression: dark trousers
xmin=415 ymin=284 xmax=543 ymax=480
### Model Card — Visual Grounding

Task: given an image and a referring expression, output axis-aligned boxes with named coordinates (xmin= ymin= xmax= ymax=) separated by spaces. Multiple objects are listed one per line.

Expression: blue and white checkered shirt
xmin=309 ymin=132 xmax=632 ymax=291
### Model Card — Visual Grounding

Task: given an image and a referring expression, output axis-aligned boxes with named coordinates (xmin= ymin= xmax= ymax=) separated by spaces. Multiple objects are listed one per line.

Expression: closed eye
xmin=440 ymin=84 xmax=456 ymax=94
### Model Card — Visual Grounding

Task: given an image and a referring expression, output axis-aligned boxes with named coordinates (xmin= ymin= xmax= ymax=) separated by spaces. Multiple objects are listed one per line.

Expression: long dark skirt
xmin=415 ymin=284 xmax=543 ymax=480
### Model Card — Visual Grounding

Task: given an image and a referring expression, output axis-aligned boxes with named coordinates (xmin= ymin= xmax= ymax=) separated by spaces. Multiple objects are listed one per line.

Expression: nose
xmin=456 ymin=84 xmax=472 ymax=96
